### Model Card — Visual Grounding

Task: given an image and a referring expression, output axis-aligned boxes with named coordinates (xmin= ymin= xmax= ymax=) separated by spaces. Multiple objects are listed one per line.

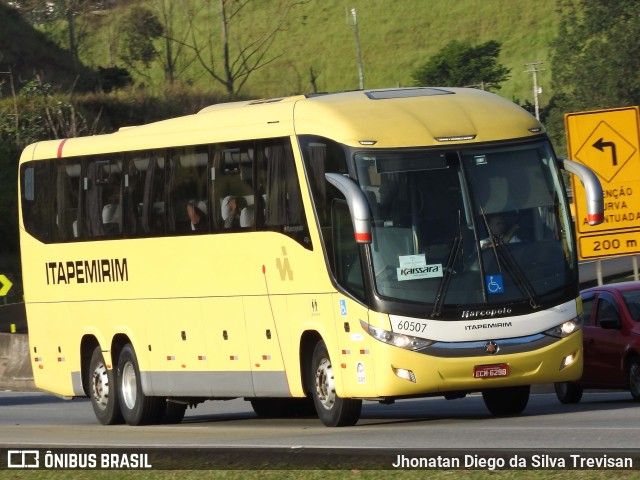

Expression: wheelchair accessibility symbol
xmin=339 ymin=299 xmax=348 ymax=316
xmin=486 ymin=275 xmax=504 ymax=294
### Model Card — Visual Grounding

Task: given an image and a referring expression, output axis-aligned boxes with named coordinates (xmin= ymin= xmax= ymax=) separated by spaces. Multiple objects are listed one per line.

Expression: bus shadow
xmin=358 ymin=392 xmax=639 ymax=426
xmin=179 ymin=392 xmax=640 ymax=427
xmin=0 ymin=393 xmax=90 ymax=406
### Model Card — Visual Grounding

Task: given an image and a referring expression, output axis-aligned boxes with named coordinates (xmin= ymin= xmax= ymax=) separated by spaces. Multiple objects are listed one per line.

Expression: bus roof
xmin=23 ymin=87 xmax=544 ymax=161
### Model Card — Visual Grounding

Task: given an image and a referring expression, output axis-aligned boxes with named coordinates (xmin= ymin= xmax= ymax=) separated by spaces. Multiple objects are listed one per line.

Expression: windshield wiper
xmin=478 ymin=208 xmax=540 ymax=309
xmin=493 ymin=237 xmax=541 ymax=309
xmin=431 ymin=213 xmax=463 ymax=317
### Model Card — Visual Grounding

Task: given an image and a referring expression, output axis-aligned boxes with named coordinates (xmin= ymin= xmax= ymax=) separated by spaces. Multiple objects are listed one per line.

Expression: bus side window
xmin=333 ymin=200 xmax=365 ymax=300
xmin=52 ymin=160 xmax=81 ymax=242
xmin=212 ymin=144 xmax=254 ymax=232
xmin=300 ymin=136 xmax=350 ymax=266
xmin=21 ymin=161 xmax=53 ymax=243
xmin=83 ymin=158 xmax=123 ymax=239
xmin=258 ymin=139 xmax=311 ymax=248
xmin=128 ymin=153 xmax=166 ymax=236
xmin=167 ymin=147 xmax=209 ymax=234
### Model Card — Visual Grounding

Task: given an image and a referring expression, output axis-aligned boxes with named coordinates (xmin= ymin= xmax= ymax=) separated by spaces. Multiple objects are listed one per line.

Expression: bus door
xmin=331 ymin=294 xmax=376 ymax=398
xmin=331 ymin=201 xmax=377 ymax=398
xmin=242 ymin=138 xmax=313 ymax=397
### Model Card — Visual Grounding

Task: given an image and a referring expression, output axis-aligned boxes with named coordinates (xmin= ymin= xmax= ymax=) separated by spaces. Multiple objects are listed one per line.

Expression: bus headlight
xmin=544 ymin=319 xmax=581 ymax=338
xmin=360 ymin=320 xmax=434 ymax=351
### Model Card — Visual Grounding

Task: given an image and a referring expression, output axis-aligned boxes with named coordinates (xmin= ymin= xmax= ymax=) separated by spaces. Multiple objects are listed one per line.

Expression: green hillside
xmin=0 ymin=3 xmax=93 ymax=94
xmin=71 ymin=0 xmax=558 ymax=106
xmin=253 ymin=0 xmax=558 ymax=103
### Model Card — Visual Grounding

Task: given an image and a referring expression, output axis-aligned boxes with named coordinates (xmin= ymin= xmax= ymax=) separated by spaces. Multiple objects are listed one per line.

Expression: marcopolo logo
xmin=461 ymin=308 xmax=513 ymax=320
xmin=7 ymin=450 xmax=40 ymax=469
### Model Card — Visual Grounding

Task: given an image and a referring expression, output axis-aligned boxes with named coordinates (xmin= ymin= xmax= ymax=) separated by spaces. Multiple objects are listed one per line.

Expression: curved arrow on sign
xmin=593 ymin=137 xmax=618 ymax=166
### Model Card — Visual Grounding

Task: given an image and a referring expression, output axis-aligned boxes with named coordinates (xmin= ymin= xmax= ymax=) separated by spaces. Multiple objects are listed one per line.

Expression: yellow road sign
xmin=0 ymin=274 xmax=12 ymax=296
xmin=566 ymin=107 xmax=640 ymax=259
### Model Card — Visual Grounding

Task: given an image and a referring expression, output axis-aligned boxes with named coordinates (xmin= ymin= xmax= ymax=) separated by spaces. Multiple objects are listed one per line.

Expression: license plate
xmin=474 ymin=364 xmax=509 ymax=379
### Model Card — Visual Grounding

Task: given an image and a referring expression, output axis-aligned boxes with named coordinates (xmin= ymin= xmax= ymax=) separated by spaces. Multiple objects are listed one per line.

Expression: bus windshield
xmin=355 ymin=140 xmax=576 ymax=307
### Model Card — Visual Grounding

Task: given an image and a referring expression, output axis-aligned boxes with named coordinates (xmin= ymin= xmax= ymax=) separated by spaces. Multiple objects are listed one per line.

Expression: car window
xmin=621 ymin=291 xmax=640 ymax=322
xmin=581 ymin=295 xmax=595 ymax=326
xmin=595 ymin=296 xmax=620 ymax=327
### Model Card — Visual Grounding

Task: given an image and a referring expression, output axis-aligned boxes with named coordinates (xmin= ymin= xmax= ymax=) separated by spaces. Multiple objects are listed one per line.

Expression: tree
xmin=181 ymin=0 xmax=308 ymax=96
xmin=8 ymin=0 xmax=112 ymax=67
xmin=546 ymin=0 xmax=640 ymax=150
xmin=412 ymin=40 xmax=511 ymax=91
xmin=153 ymin=0 xmax=196 ymax=85
xmin=550 ymin=0 xmax=640 ymax=110
xmin=119 ymin=5 xmax=163 ymax=79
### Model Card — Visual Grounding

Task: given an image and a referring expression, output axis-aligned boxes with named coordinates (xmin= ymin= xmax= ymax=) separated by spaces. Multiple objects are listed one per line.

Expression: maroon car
xmin=555 ymin=281 xmax=640 ymax=403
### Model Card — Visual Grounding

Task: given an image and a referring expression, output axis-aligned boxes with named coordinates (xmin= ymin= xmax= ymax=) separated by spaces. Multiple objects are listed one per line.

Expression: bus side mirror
xmin=325 ymin=173 xmax=372 ymax=243
xmin=559 ymin=158 xmax=604 ymax=226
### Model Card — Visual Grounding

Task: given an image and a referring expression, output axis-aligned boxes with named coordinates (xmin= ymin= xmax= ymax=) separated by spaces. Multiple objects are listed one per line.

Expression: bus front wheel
xmin=554 ymin=381 xmax=583 ymax=404
xmin=309 ymin=341 xmax=361 ymax=427
xmin=482 ymin=385 xmax=530 ymax=416
xmin=89 ymin=346 xmax=124 ymax=425
xmin=116 ymin=343 xmax=164 ymax=425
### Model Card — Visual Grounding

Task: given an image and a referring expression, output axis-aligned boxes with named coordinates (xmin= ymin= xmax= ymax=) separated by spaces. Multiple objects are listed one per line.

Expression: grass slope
xmin=255 ymin=0 xmax=558 ymax=104
xmin=71 ymin=0 xmax=558 ymax=105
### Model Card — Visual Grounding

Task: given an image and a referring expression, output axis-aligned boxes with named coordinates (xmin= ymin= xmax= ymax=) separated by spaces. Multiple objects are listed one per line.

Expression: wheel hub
xmin=91 ymin=364 xmax=109 ymax=409
xmin=315 ymin=358 xmax=336 ymax=410
xmin=121 ymin=362 xmax=138 ymax=410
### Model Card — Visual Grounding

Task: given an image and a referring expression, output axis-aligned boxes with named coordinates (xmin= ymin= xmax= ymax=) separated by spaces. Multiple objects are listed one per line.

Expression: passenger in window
xmin=222 ymin=196 xmax=247 ymax=229
xmin=481 ymin=214 xmax=520 ymax=249
xmin=186 ymin=201 xmax=207 ymax=231
xmin=240 ymin=205 xmax=255 ymax=228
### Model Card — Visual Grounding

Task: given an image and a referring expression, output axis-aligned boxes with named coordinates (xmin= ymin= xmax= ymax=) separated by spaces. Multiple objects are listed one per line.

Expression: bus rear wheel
xmin=89 ymin=346 xmax=124 ymax=425
xmin=309 ymin=341 xmax=361 ymax=427
xmin=161 ymin=401 xmax=187 ymax=424
xmin=482 ymin=385 xmax=530 ymax=416
xmin=116 ymin=343 xmax=164 ymax=425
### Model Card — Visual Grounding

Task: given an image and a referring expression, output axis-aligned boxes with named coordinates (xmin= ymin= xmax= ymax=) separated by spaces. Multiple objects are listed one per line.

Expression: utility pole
xmin=524 ymin=61 xmax=545 ymax=120
xmin=350 ymin=8 xmax=364 ymax=90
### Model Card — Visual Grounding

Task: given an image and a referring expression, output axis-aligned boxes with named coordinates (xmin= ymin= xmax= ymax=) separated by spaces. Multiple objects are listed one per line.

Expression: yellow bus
xmin=18 ymin=88 xmax=603 ymax=427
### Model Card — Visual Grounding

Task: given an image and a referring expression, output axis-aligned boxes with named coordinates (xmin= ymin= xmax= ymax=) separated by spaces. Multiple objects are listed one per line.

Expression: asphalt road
xmin=0 ymin=390 xmax=637 ymax=450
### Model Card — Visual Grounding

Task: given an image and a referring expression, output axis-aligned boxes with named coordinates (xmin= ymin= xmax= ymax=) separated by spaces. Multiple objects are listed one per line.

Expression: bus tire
xmin=482 ymin=385 xmax=530 ymax=416
xmin=89 ymin=346 xmax=124 ymax=425
xmin=161 ymin=401 xmax=187 ymax=424
xmin=309 ymin=341 xmax=361 ymax=427
xmin=554 ymin=381 xmax=583 ymax=404
xmin=116 ymin=343 xmax=164 ymax=425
